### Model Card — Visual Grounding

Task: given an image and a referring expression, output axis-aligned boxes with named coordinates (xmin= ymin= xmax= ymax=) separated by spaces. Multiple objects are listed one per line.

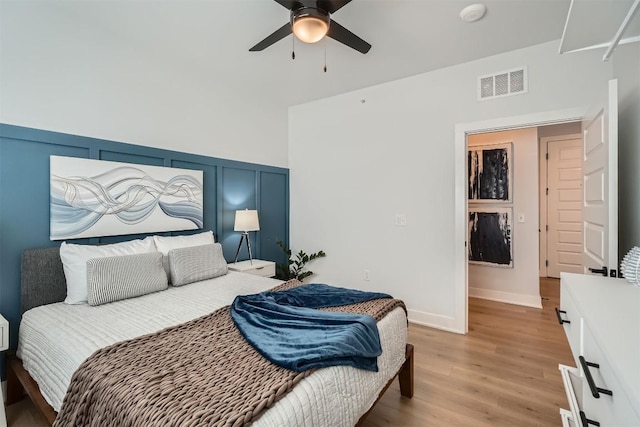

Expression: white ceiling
xmin=21 ymin=0 xmax=575 ymax=107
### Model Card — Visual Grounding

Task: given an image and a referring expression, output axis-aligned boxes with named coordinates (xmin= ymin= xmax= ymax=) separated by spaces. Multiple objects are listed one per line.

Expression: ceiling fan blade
xmin=317 ymin=0 xmax=352 ymax=14
xmin=249 ymin=23 xmax=292 ymax=51
xmin=326 ymin=19 xmax=371 ymax=54
xmin=274 ymin=0 xmax=303 ymax=10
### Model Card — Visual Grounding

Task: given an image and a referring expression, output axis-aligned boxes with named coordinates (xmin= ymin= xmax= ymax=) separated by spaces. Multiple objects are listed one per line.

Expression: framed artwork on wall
xmin=468 ymin=207 xmax=513 ymax=268
xmin=50 ymin=156 xmax=204 ymax=240
xmin=468 ymin=142 xmax=512 ymax=203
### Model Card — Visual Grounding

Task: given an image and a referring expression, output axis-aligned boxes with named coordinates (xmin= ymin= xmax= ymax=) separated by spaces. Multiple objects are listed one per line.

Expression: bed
xmin=6 ymin=245 xmax=414 ymax=426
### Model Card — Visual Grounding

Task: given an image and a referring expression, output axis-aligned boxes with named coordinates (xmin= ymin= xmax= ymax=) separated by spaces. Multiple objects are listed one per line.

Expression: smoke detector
xmin=460 ymin=4 xmax=487 ymax=23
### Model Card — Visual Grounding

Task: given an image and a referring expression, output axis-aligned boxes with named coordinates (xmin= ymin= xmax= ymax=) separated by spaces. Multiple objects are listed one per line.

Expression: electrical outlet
xmin=364 ymin=269 xmax=370 ymax=281
xmin=395 ymin=214 xmax=407 ymax=226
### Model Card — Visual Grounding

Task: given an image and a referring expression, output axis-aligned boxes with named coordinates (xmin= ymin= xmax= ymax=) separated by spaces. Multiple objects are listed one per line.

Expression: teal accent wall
xmin=0 ymin=124 xmax=289 ymax=375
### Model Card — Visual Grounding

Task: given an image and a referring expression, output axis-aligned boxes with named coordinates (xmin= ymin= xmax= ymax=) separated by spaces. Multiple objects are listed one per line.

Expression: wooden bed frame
xmin=6 ymin=247 xmax=414 ymax=425
xmin=6 ymin=345 xmax=413 ymax=426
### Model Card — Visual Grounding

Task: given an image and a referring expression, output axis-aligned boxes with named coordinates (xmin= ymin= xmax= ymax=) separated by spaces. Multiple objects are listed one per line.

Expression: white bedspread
xmin=17 ymin=272 xmax=407 ymax=426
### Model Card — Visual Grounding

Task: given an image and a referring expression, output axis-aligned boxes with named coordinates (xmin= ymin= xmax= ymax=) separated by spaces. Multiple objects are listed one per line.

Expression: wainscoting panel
xmin=220 ymin=167 xmax=258 ymax=262
xmin=259 ymin=171 xmax=289 ymax=264
xmin=99 ymin=150 xmax=166 ymax=167
xmin=0 ymin=124 xmax=289 ymax=370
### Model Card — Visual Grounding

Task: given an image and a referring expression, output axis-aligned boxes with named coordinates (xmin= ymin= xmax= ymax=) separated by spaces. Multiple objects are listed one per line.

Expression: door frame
xmin=539 ymin=133 xmax=583 ymax=278
xmin=454 ymin=107 xmax=588 ymax=334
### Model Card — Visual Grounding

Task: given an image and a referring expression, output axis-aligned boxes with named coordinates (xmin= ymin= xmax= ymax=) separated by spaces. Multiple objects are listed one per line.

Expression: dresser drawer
xmin=559 ymin=364 xmax=583 ymax=424
xmin=581 ymin=325 xmax=640 ymax=426
xmin=560 ymin=409 xmax=577 ymax=427
xmin=559 ymin=283 xmax=582 ymax=364
xmin=560 ymin=274 xmax=640 ymax=427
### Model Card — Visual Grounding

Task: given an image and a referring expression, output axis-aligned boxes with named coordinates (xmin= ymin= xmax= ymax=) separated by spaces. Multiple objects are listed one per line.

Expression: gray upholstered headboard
xmin=21 ymin=247 xmax=67 ymax=314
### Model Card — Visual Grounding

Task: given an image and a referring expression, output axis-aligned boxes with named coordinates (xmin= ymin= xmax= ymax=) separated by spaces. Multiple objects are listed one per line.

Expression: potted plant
xmin=275 ymin=240 xmax=326 ymax=281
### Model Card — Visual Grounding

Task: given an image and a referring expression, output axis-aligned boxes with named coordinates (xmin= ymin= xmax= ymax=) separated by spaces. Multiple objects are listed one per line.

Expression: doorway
xmin=454 ymin=107 xmax=588 ymax=334
xmin=456 ymin=82 xmax=618 ymax=334
xmin=465 ymin=124 xmax=582 ymax=308
xmin=466 ymin=128 xmax=541 ymax=309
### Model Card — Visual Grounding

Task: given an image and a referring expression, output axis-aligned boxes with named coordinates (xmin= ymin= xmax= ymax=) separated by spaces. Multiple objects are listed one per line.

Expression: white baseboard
xmin=407 ymin=309 xmax=465 ymax=334
xmin=469 ymin=287 xmax=542 ymax=308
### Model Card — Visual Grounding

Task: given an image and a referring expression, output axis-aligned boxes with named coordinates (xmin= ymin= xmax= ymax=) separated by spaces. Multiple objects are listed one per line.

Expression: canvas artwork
xmin=50 ymin=156 xmax=204 ymax=240
xmin=468 ymin=207 xmax=513 ymax=268
xmin=468 ymin=142 xmax=512 ymax=202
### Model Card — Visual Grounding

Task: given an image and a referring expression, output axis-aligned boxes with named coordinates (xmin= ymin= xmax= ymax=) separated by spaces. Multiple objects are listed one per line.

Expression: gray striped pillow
xmin=86 ymin=252 xmax=168 ymax=306
xmin=168 ymin=243 xmax=228 ymax=287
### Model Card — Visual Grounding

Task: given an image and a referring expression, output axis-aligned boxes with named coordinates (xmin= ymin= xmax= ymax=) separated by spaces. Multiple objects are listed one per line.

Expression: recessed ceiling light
xmin=460 ymin=4 xmax=487 ymax=23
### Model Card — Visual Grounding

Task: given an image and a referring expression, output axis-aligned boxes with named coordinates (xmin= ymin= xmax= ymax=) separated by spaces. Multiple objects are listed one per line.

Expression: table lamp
xmin=233 ymin=209 xmax=260 ymax=264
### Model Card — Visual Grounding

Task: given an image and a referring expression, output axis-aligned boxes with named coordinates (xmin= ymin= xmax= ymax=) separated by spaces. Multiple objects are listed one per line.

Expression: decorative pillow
xmin=60 ymin=237 xmax=156 ymax=305
xmin=87 ymin=252 xmax=168 ymax=306
xmin=168 ymin=243 xmax=228 ymax=287
xmin=153 ymin=231 xmax=215 ymax=279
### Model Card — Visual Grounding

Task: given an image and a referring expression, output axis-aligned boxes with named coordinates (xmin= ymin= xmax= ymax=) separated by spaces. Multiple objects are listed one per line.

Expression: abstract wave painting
xmin=50 ymin=156 xmax=203 ymax=240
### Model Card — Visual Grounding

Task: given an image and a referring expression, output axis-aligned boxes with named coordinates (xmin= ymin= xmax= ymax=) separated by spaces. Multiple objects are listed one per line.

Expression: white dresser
xmin=558 ymin=273 xmax=640 ymax=426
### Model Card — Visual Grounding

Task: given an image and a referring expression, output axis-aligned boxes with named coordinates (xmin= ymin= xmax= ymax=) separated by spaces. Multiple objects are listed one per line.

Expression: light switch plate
xmin=395 ymin=214 xmax=407 ymax=226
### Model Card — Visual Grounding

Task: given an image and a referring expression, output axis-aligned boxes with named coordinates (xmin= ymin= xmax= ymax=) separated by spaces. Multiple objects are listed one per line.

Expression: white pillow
xmin=152 ymin=231 xmax=215 ymax=255
xmin=60 ymin=237 xmax=156 ymax=304
xmin=153 ymin=231 xmax=215 ymax=279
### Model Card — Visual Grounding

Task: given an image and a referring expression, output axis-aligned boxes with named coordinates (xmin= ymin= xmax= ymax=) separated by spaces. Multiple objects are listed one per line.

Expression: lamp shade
xmin=234 ymin=209 xmax=260 ymax=232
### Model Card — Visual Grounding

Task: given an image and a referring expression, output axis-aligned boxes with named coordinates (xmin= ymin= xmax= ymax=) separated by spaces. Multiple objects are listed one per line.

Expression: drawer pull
xmin=555 ymin=308 xmax=571 ymax=324
xmin=588 ymin=266 xmax=608 ymax=277
xmin=255 ymin=266 xmax=264 ymax=270
xmin=579 ymin=356 xmax=613 ymax=398
xmin=579 ymin=410 xmax=600 ymax=427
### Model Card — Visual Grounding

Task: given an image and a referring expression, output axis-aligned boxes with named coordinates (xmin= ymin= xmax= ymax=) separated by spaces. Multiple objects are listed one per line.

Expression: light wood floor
xmin=5 ymin=278 xmax=573 ymax=426
xmin=360 ymin=277 xmax=574 ymax=426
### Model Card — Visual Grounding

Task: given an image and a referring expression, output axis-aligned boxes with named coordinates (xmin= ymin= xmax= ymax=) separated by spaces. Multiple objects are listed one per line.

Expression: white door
xmin=547 ymin=137 xmax=583 ymax=277
xmin=582 ymin=79 xmax=618 ymax=277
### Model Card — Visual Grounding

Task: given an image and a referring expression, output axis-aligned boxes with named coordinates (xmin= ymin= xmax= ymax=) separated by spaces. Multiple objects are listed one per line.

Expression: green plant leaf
xmin=275 ymin=239 xmax=326 ymax=282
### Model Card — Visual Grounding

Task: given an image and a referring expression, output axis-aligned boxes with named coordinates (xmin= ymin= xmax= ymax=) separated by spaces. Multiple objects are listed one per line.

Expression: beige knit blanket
xmin=53 ymin=280 xmax=406 ymax=427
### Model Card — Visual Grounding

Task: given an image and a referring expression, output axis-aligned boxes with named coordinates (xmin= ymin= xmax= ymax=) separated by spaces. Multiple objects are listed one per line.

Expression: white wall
xmin=0 ymin=1 xmax=288 ymax=168
xmin=614 ymin=43 xmax=640 ymax=258
xmin=537 ymin=122 xmax=582 ymax=139
xmin=467 ymin=128 xmax=541 ymax=308
xmin=289 ymin=40 xmax=614 ymax=332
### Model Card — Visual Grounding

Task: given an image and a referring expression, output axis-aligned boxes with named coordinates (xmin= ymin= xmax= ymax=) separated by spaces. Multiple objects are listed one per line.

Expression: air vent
xmin=478 ymin=67 xmax=528 ymax=101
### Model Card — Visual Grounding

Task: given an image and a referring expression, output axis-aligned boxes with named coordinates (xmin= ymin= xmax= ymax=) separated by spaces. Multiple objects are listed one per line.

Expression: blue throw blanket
xmin=230 ymin=283 xmax=392 ymax=372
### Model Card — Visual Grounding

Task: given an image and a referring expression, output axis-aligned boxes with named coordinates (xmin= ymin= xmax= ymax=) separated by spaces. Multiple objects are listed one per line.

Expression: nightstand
xmin=1 ymin=314 xmax=8 ymax=427
xmin=228 ymin=259 xmax=276 ymax=278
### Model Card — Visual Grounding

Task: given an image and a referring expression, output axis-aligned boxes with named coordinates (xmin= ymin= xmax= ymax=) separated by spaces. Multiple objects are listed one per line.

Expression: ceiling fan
xmin=249 ymin=0 xmax=371 ymax=54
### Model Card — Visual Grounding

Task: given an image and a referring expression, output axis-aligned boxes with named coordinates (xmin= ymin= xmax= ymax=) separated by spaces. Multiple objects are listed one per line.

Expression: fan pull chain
xmin=292 ymin=36 xmax=295 ymax=60
xmin=323 ymin=39 xmax=327 ymax=72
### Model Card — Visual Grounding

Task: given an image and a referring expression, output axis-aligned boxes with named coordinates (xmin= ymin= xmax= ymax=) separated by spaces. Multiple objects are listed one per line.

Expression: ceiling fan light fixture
xmin=291 ymin=7 xmax=330 ymax=44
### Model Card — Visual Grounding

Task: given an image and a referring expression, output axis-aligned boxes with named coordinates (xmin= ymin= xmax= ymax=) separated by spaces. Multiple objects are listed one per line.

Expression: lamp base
xmin=234 ymin=232 xmax=253 ymax=264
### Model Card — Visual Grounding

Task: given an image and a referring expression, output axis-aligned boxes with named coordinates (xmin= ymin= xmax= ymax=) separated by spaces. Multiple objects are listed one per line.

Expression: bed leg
xmin=6 ymin=352 xmax=25 ymax=405
xmin=6 ymin=352 xmax=57 ymax=425
xmin=399 ymin=343 xmax=414 ymax=398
